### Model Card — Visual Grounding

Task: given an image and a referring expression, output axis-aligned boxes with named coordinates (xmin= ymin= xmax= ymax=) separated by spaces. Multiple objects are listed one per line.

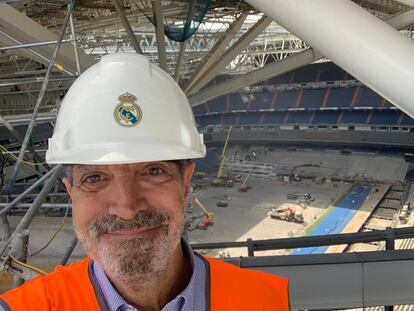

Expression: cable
xmin=0 ymin=144 xmax=48 ymax=166
xmin=10 ymin=255 xmax=47 ymax=276
xmin=30 ymin=198 xmax=71 ymax=257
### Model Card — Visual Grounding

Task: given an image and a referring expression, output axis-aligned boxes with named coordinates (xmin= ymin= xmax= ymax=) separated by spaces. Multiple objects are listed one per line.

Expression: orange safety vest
xmin=0 ymin=255 xmax=289 ymax=310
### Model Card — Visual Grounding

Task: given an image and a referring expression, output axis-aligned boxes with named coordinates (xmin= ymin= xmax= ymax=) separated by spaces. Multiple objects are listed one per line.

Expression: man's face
xmin=63 ymin=161 xmax=195 ymax=281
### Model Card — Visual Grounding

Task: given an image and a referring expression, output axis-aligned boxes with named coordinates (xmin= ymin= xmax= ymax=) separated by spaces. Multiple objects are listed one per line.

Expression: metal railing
xmin=191 ymin=226 xmax=414 ymax=256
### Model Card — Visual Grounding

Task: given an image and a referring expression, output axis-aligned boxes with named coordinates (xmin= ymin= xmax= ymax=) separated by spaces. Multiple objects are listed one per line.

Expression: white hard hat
xmin=46 ymin=53 xmax=206 ymax=164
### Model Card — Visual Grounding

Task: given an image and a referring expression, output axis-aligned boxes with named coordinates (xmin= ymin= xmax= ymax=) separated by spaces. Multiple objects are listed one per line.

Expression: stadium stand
xmin=239 ymin=112 xmax=263 ymax=125
xmin=400 ymin=114 xmax=414 ymax=126
xmin=370 ymin=110 xmax=401 ymax=125
xmin=300 ymin=89 xmax=326 ymax=109
xmin=275 ymin=90 xmax=299 ymax=109
xmin=313 ymin=111 xmax=339 ymax=124
xmin=222 ymin=113 xmax=238 ymax=125
xmin=249 ymin=92 xmax=273 ymax=110
xmin=287 ymin=111 xmax=313 ymax=124
xmin=193 ymin=62 xmax=414 ymax=134
xmin=207 ymin=97 xmax=227 ymax=113
xmin=354 ymin=87 xmax=383 ymax=107
xmin=193 ymin=103 xmax=207 ymax=115
xmin=230 ymin=93 xmax=246 ymax=111
xmin=326 ymin=88 xmax=354 ymax=108
xmin=263 ymin=111 xmax=286 ymax=124
xmin=341 ymin=110 xmax=369 ymax=124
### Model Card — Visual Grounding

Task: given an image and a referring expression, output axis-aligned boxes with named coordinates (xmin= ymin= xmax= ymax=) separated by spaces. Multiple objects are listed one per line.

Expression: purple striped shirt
xmin=92 ymin=239 xmax=206 ymax=311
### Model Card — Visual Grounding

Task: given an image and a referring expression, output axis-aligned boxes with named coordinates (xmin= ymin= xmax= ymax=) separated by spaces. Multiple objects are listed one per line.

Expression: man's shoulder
xmin=200 ymin=255 xmax=290 ymax=310
xmin=1 ymin=257 xmax=91 ymax=296
xmin=0 ymin=258 xmax=100 ymax=311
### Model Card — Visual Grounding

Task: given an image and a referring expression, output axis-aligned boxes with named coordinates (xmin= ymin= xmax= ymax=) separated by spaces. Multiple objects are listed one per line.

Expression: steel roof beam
xmin=185 ymin=16 xmax=273 ymax=96
xmin=152 ymin=0 xmax=168 ymax=70
xmin=0 ymin=4 xmax=96 ymax=74
xmin=189 ymin=7 xmax=414 ymax=106
xmin=188 ymin=48 xmax=322 ymax=106
xmin=110 ymin=0 xmax=144 ymax=54
xmin=184 ymin=13 xmax=247 ymax=93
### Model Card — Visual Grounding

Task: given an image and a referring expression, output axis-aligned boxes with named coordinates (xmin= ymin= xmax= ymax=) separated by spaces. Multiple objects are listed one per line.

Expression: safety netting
xmin=140 ymin=0 xmax=212 ymax=42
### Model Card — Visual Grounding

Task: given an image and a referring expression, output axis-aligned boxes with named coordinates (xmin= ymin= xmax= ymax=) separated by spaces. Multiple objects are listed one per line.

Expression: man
xmin=0 ymin=54 xmax=289 ymax=310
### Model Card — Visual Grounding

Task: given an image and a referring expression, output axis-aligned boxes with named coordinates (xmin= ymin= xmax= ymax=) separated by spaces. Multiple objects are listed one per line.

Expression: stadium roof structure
xmin=0 ymin=0 xmax=413 ymax=116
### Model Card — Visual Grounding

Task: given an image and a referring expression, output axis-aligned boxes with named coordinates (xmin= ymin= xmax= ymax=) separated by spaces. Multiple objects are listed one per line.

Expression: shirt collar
xmin=93 ymin=239 xmax=197 ymax=311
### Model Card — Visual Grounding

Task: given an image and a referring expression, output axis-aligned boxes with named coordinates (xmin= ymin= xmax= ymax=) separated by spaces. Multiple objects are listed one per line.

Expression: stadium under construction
xmin=0 ymin=0 xmax=414 ymax=310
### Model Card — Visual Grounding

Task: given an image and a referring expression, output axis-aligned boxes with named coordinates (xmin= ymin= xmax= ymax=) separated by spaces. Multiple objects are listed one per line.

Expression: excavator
xmin=238 ymin=171 xmax=252 ymax=192
xmin=189 ymin=197 xmax=215 ymax=230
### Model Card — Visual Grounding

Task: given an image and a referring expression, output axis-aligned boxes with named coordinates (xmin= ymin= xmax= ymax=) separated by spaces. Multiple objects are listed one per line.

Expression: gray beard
xmin=75 ymin=216 xmax=184 ymax=284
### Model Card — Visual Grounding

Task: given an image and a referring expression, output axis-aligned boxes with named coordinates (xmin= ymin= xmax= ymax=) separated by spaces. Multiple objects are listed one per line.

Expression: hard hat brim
xmin=46 ymin=141 xmax=206 ymax=165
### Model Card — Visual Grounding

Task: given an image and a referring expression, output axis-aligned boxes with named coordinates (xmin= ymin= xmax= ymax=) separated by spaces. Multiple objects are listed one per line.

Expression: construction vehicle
xmin=216 ymin=200 xmax=228 ymax=207
xmin=192 ymin=197 xmax=214 ymax=230
xmin=238 ymin=172 xmax=252 ymax=192
xmin=269 ymin=207 xmax=304 ymax=223
xmin=211 ymin=127 xmax=234 ymax=187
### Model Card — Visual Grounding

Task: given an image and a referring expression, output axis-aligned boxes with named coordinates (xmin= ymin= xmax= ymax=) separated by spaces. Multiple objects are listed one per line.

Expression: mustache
xmin=88 ymin=210 xmax=171 ymax=235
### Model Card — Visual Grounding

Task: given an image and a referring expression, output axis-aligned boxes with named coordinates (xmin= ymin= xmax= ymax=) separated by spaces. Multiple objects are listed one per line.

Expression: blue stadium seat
xmin=196 ymin=116 xmax=210 ymax=128
xmin=370 ymin=110 xmax=401 ymax=125
xmin=207 ymin=97 xmax=227 ymax=113
xmin=275 ymin=90 xmax=299 ymax=109
xmin=192 ymin=103 xmax=207 ymax=116
xmin=230 ymin=93 xmax=247 ymax=111
xmin=400 ymin=114 xmax=414 ymax=126
xmin=300 ymin=89 xmax=326 ymax=109
xmin=239 ymin=112 xmax=263 ymax=125
xmin=312 ymin=111 xmax=340 ymax=124
xmin=250 ymin=92 xmax=273 ymax=110
xmin=262 ymin=111 xmax=286 ymax=124
xmin=222 ymin=113 xmax=238 ymax=125
xmin=223 ymin=113 xmax=238 ymax=125
xmin=196 ymin=115 xmax=222 ymax=127
xmin=209 ymin=115 xmax=222 ymax=125
xmin=287 ymin=111 xmax=313 ymax=124
xmin=355 ymin=87 xmax=382 ymax=107
xmin=341 ymin=111 xmax=369 ymax=124
xmin=326 ymin=88 xmax=353 ymax=108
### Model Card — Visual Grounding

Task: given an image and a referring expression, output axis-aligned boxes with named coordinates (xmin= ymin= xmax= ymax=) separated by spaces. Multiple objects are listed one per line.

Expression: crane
xmin=211 ymin=126 xmax=234 ymax=187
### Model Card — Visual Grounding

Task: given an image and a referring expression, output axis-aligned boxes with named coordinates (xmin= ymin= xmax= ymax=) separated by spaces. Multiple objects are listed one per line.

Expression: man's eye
xmin=83 ymin=175 xmax=102 ymax=183
xmin=148 ymin=167 xmax=165 ymax=175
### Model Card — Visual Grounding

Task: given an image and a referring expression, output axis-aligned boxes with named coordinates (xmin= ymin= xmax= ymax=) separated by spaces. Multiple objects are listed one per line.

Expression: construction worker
xmin=0 ymin=54 xmax=289 ymax=310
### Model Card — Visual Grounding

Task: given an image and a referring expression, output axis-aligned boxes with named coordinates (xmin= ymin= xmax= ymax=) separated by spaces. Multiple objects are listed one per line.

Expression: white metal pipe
xmin=246 ymin=0 xmax=414 ymax=118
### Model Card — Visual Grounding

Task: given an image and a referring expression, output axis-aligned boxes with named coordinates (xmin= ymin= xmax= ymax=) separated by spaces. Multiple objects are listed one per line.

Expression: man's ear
xmin=62 ymin=177 xmax=73 ymax=197
xmin=182 ymin=162 xmax=195 ymax=197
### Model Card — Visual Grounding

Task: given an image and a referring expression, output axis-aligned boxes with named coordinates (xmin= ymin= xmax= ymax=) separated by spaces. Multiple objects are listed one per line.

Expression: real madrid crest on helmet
xmin=114 ymin=92 xmax=143 ymax=127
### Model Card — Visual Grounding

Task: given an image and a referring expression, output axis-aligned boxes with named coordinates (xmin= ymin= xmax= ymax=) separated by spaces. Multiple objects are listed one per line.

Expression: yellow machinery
xmin=192 ymin=197 xmax=214 ymax=230
xmin=211 ymin=126 xmax=234 ymax=187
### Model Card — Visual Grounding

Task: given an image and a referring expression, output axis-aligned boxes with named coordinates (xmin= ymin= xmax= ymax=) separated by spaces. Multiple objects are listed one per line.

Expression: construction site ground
xmin=188 ymin=177 xmax=351 ymax=257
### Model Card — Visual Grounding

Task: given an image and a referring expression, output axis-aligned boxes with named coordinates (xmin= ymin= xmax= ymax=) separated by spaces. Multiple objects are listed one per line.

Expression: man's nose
xmin=108 ymin=176 xmax=147 ymax=220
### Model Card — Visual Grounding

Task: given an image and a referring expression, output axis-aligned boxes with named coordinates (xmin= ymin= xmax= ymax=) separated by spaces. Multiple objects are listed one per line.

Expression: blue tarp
xmin=291 ymin=183 xmax=372 ymax=255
